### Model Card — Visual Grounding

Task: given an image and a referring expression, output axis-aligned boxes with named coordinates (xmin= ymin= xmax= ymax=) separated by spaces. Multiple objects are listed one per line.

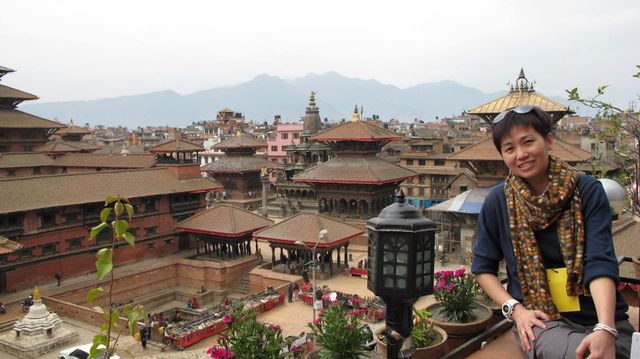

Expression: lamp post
xmin=367 ymin=191 xmax=435 ymax=359
xmin=295 ymin=228 xmax=327 ymax=322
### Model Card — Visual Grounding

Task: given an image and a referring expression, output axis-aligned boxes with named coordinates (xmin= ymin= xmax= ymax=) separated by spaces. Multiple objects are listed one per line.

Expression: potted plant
xmin=427 ymin=267 xmax=492 ymax=337
xmin=307 ymin=302 xmax=370 ymax=359
xmin=374 ymin=308 xmax=448 ymax=358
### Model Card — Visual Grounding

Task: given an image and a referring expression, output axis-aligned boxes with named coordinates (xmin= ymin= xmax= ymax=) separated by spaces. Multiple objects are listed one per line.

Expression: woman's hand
xmin=575 ymin=331 xmax=616 ymax=359
xmin=512 ymin=305 xmax=550 ymax=352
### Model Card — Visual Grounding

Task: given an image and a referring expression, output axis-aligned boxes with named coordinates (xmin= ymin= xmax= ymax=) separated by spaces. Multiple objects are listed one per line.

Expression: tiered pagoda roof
xmin=35 ymin=138 xmax=100 ymax=154
xmin=202 ymin=155 xmax=275 ymax=174
xmin=176 ymin=204 xmax=273 ymax=237
xmin=467 ymin=68 xmax=573 ymax=124
xmin=293 ymin=157 xmax=416 ymax=184
xmin=253 ymin=213 xmax=364 ymax=248
xmin=53 ymin=122 xmax=92 ymax=137
xmin=295 ymin=106 xmax=415 ymax=185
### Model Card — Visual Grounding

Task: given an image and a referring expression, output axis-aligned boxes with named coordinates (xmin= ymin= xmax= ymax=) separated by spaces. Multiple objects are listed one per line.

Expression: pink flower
xmin=446 ymin=284 xmax=454 ymax=292
xmin=454 ymin=267 xmax=466 ymax=277
xmin=223 ymin=315 xmax=233 ymax=324
xmin=312 ymin=318 xmax=321 ymax=326
xmin=352 ymin=298 xmax=363 ymax=305
xmin=207 ymin=345 xmax=234 ymax=359
xmin=347 ymin=323 xmax=354 ymax=331
xmin=268 ymin=324 xmax=282 ymax=332
xmin=292 ymin=346 xmax=302 ymax=353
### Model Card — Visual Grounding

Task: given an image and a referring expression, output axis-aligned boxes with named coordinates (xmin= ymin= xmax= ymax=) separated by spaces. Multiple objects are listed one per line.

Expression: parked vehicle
xmin=58 ymin=343 xmax=120 ymax=359
xmin=21 ymin=296 xmax=33 ymax=313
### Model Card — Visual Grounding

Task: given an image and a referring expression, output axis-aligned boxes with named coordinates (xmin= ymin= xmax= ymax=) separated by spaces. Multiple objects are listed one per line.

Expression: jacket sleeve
xmin=472 ymin=188 xmax=504 ymax=276
xmin=580 ymin=176 xmax=620 ymax=288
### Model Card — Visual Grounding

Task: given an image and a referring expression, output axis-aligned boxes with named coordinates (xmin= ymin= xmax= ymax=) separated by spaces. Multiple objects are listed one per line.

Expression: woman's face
xmin=499 ymin=125 xmax=553 ymax=187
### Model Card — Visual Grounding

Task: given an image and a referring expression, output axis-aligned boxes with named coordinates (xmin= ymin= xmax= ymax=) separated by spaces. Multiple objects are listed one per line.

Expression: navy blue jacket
xmin=471 ymin=175 xmax=628 ymax=325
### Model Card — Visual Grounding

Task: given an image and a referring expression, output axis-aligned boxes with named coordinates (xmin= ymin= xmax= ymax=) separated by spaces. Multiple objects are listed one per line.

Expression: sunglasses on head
xmin=493 ymin=105 xmax=544 ymax=124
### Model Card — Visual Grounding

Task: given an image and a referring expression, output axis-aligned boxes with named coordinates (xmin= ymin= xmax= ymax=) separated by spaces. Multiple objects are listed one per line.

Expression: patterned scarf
xmin=504 ymin=156 xmax=585 ymax=319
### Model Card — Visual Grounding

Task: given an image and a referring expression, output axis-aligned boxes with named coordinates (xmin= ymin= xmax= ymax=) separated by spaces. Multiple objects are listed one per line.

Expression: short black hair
xmin=491 ymin=106 xmax=552 ymax=152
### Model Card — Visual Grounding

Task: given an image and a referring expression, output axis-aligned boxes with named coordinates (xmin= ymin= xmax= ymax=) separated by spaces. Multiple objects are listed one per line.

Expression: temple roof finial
xmin=351 ymin=105 xmax=361 ymax=122
xmin=33 ymin=286 xmax=41 ymax=301
xmin=518 ymin=67 xmax=526 ymax=80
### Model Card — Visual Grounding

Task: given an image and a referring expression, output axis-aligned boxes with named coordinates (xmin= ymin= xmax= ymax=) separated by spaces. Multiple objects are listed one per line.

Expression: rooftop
xmin=0 ymin=168 xmax=222 ymax=213
xmin=253 ymin=212 xmax=364 ymax=248
xmin=293 ymin=156 xmax=417 ymax=185
xmin=176 ymin=204 xmax=274 ymax=237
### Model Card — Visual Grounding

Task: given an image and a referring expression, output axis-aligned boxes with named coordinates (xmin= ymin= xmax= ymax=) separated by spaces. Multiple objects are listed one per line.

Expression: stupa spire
xmin=351 ymin=105 xmax=360 ymax=122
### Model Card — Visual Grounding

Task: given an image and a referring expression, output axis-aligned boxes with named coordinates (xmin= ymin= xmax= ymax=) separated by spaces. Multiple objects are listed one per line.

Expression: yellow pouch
xmin=546 ymin=267 xmax=581 ymax=312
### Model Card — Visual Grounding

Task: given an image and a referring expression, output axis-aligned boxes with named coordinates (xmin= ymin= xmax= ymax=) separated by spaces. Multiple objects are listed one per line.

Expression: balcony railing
xmin=169 ymin=201 xmax=201 ymax=213
xmin=0 ymin=226 xmax=24 ymax=239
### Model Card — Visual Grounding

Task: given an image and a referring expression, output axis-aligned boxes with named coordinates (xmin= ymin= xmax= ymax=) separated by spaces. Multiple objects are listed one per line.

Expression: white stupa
xmin=0 ymin=286 xmax=78 ymax=358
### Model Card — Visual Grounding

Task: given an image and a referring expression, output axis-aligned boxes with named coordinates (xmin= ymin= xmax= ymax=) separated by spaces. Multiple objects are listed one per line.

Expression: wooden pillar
xmin=329 ymin=249 xmax=334 ymax=276
xmin=271 ymin=245 xmax=276 ymax=268
xmin=344 ymin=243 xmax=349 ymax=266
xmin=336 ymin=247 xmax=341 ymax=266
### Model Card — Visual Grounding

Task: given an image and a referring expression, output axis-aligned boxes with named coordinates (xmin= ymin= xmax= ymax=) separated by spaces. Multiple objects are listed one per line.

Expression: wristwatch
xmin=501 ymin=299 xmax=520 ymax=322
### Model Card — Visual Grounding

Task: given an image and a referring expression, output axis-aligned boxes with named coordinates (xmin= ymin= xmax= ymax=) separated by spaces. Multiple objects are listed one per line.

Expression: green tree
xmin=307 ymin=303 xmax=369 ymax=359
xmin=87 ymin=195 xmax=144 ymax=358
xmin=567 ymin=65 xmax=640 ymax=214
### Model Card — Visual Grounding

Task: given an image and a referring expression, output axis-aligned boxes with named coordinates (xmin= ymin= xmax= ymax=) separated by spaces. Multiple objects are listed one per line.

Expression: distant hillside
xmin=21 ymin=72 xmax=572 ymax=128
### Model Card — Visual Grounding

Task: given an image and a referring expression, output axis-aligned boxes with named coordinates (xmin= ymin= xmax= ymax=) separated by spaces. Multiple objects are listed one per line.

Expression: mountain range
xmin=21 ymin=71 xmax=571 ymax=128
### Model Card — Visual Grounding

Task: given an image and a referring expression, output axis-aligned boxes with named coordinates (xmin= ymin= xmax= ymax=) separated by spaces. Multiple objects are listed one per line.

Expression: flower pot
xmin=374 ymin=324 xmax=448 ymax=359
xmin=427 ymin=302 xmax=492 ymax=352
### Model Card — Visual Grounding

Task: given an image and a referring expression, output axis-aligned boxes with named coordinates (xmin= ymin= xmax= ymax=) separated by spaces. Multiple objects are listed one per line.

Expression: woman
xmin=471 ymin=105 xmax=633 ymax=359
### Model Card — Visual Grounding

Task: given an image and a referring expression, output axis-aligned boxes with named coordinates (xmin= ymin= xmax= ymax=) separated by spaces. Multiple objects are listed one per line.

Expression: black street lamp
xmin=367 ymin=190 xmax=436 ymax=358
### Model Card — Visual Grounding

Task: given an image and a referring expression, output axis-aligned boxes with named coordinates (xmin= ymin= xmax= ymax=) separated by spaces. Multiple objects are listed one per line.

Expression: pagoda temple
xmin=0 ymin=65 xmax=64 ymax=153
xmin=268 ymin=92 xmax=332 ymax=217
xmin=0 ymin=287 xmax=78 ymax=358
xmin=293 ymin=107 xmax=417 ymax=219
xmin=202 ymin=134 xmax=276 ymax=206
xmin=35 ymin=121 xmax=99 ymax=157
xmin=467 ymin=68 xmax=574 ymax=124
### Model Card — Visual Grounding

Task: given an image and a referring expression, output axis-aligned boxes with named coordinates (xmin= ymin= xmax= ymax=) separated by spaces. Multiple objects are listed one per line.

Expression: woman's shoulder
xmin=481 ymin=182 xmax=506 ymax=209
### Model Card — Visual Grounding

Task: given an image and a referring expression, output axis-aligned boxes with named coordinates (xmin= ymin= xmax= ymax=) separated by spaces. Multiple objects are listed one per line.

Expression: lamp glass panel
xmin=397 ymin=278 xmax=406 ymax=289
xmin=397 ymin=264 xmax=407 ymax=276
xmin=383 ymin=264 xmax=395 ymax=275
xmin=384 ymin=277 xmax=394 ymax=287
xmin=397 ymin=252 xmax=407 ymax=264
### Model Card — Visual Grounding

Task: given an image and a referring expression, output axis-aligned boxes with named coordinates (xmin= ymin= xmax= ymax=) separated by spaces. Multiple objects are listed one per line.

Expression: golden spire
xmin=351 ymin=105 xmax=360 ymax=122
xmin=33 ymin=286 xmax=41 ymax=301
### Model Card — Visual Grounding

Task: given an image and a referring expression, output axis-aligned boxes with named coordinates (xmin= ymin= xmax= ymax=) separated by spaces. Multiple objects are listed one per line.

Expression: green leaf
xmin=114 ymin=219 xmax=128 ymax=237
xmin=100 ymin=208 xmax=112 ymax=223
xmin=124 ymin=203 xmax=134 ymax=220
xmin=105 ymin=195 xmax=119 ymax=206
xmin=123 ymin=232 xmax=135 ymax=247
xmin=90 ymin=335 xmax=108 ymax=357
xmin=111 ymin=310 xmax=120 ymax=328
xmin=597 ymin=85 xmax=609 ymax=94
xmin=96 ymin=248 xmax=113 ymax=280
xmin=89 ymin=222 xmax=108 ymax=240
xmin=115 ymin=201 xmax=124 ymax=216
xmin=87 ymin=287 xmax=104 ymax=304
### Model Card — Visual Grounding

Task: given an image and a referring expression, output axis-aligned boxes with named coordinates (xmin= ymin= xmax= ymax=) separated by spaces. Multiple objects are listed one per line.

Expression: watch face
xmin=502 ymin=304 xmax=510 ymax=315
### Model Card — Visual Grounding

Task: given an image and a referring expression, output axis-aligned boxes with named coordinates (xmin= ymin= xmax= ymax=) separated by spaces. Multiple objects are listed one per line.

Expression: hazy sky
xmin=3 ymin=0 xmax=639 ymax=112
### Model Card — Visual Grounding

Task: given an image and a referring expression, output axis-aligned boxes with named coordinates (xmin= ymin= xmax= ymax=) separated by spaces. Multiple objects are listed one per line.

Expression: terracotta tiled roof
xmin=149 ymin=138 xmax=203 ymax=153
xmin=253 ymin=213 xmax=364 ymax=248
xmin=467 ymin=90 xmax=570 ymax=116
xmin=176 ymin=204 xmax=274 ymax=237
xmin=0 ymin=84 xmax=38 ymax=100
xmin=212 ymin=135 xmax=266 ymax=150
xmin=0 ymin=236 xmax=23 ymax=254
xmin=293 ymin=156 xmax=417 ymax=184
xmin=0 ymin=153 xmax=55 ymax=168
xmin=53 ymin=153 xmax=157 ymax=168
xmin=413 ymin=167 xmax=469 ymax=176
xmin=0 ymin=168 xmax=222 ymax=213
xmin=202 ymin=155 xmax=275 ymax=174
xmin=311 ymin=121 xmax=401 ymax=142
xmin=34 ymin=140 xmax=94 ymax=154
xmin=447 ymin=136 xmax=593 ymax=162
xmin=54 ymin=124 xmax=92 ymax=135
xmin=0 ymin=108 xmax=64 ymax=129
